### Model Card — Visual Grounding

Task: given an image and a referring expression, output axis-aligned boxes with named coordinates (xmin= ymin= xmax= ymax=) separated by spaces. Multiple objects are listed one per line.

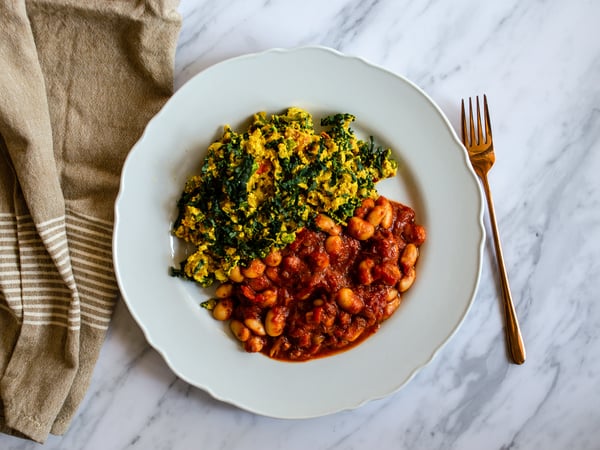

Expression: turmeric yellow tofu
xmin=171 ymin=107 xmax=397 ymax=286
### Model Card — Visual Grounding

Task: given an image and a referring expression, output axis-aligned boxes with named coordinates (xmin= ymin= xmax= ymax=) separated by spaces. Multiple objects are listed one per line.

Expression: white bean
xmin=215 ymin=283 xmax=233 ymax=299
xmin=400 ymin=243 xmax=418 ymax=268
xmin=347 ymin=217 xmax=375 ymax=241
xmin=212 ymin=299 xmax=233 ymax=321
xmin=228 ymin=266 xmax=244 ymax=283
xmin=315 ymin=214 xmax=341 ymax=235
xmin=398 ymin=267 xmax=416 ymax=292
xmin=366 ymin=205 xmax=386 ymax=227
xmin=336 ymin=288 xmax=364 ymax=314
xmin=244 ymin=317 xmax=266 ymax=336
xmin=230 ymin=320 xmax=250 ymax=342
xmin=265 ymin=307 xmax=287 ymax=337
xmin=242 ymin=259 xmax=266 ymax=279
xmin=383 ymin=296 xmax=401 ymax=319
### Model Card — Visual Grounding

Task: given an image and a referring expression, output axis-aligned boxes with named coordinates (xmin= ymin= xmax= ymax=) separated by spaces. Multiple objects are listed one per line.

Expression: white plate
xmin=113 ymin=47 xmax=484 ymax=419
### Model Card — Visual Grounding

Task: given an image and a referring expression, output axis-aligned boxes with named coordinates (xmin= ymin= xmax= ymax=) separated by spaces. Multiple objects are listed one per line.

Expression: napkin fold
xmin=0 ymin=0 xmax=180 ymax=442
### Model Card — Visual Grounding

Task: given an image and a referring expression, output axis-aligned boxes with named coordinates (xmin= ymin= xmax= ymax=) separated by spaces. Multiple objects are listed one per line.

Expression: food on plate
xmin=211 ymin=196 xmax=426 ymax=361
xmin=171 ymin=107 xmax=397 ymax=286
xmin=171 ymin=107 xmax=426 ymax=360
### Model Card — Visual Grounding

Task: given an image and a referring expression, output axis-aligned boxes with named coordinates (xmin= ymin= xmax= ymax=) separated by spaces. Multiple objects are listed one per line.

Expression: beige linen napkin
xmin=0 ymin=0 xmax=180 ymax=442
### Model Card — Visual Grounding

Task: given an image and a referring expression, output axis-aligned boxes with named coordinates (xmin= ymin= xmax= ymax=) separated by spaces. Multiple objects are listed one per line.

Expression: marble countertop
xmin=3 ymin=1 xmax=599 ymax=448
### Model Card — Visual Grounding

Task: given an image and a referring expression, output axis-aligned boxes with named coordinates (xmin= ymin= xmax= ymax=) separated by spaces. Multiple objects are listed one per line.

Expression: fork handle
xmin=479 ymin=173 xmax=526 ymax=364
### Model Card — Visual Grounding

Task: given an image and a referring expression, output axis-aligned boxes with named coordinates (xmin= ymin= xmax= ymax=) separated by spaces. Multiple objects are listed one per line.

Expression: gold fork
xmin=461 ymin=95 xmax=526 ymax=364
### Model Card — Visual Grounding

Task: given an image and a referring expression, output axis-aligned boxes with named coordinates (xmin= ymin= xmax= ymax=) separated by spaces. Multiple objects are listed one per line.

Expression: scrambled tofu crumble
xmin=171 ymin=107 xmax=398 ymax=286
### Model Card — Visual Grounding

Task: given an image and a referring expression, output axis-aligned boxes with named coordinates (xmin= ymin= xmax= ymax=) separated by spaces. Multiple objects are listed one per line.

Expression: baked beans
xmin=210 ymin=195 xmax=426 ymax=361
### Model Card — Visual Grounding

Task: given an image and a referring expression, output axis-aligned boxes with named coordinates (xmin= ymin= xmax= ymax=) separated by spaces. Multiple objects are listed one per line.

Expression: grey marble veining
xmin=2 ymin=0 xmax=599 ymax=449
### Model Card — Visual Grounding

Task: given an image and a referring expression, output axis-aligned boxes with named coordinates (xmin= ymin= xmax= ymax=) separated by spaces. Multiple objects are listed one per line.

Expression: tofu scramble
xmin=171 ymin=107 xmax=398 ymax=287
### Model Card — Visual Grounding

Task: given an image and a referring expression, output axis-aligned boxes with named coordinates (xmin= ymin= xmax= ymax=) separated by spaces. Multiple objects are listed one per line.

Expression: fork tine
xmin=468 ymin=97 xmax=476 ymax=146
xmin=476 ymin=96 xmax=484 ymax=145
xmin=460 ymin=99 xmax=467 ymax=145
xmin=483 ymin=94 xmax=492 ymax=143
